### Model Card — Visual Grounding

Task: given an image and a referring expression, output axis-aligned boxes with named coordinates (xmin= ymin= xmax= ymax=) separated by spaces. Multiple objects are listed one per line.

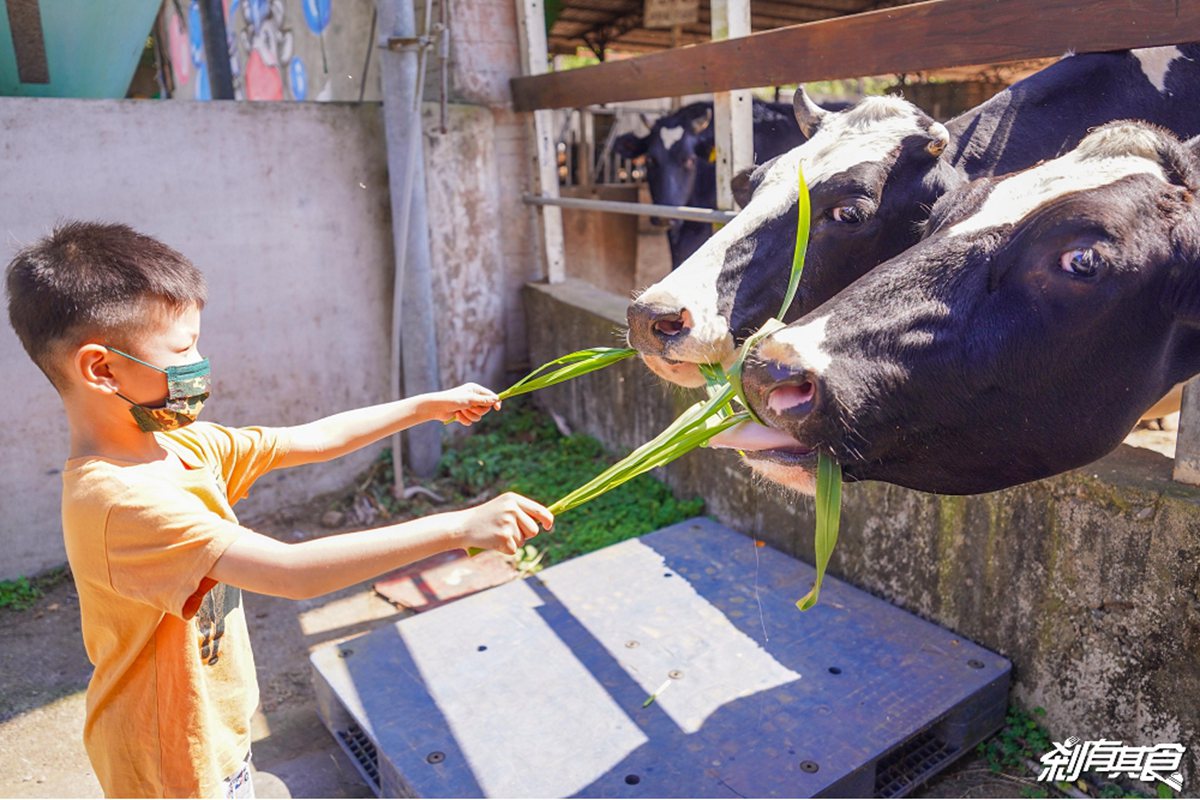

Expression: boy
xmin=5 ymin=221 xmax=554 ymax=798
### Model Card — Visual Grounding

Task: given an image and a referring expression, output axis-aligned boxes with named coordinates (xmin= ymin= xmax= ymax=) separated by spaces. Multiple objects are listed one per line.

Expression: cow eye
xmin=1059 ymin=247 xmax=1102 ymax=277
xmin=829 ymin=205 xmax=869 ymax=224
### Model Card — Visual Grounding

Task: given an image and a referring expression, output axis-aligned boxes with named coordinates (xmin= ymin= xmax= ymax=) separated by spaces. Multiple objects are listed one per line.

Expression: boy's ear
xmin=75 ymin=344 xmax=120 ymax=394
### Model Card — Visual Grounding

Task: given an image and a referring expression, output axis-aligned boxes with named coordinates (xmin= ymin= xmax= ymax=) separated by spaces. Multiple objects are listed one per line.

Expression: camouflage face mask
xmin=106 ymin=346 xmax=211 ymax=432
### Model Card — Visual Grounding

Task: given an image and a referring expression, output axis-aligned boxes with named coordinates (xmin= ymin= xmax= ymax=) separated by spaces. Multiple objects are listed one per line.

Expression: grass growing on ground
xmin=438 ymin=398 xmax=704 ymax=564
xmin=338 ymin=397 xmax=703 ymax=567
xmin=0 ymin=567 xmax=70 ymax=612
xmin=977 ymin=705 xmax=1161 ymax=798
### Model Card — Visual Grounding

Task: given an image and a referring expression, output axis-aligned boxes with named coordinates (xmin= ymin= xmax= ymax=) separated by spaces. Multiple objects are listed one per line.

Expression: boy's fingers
xmin=515 ymin=496 xmax=555 ymax=530
xmin=514 ymin=510 xmax=540 ymax=540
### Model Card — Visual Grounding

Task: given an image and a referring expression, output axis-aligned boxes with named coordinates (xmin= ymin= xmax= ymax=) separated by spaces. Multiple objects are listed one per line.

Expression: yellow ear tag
xmin=708 ymin=148 xmax=718 ymax=163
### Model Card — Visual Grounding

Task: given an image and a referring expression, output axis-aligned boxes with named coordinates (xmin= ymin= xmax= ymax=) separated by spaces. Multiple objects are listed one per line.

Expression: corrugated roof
xmin=548 ymin=0 xmax=918 ymax=57
xmin=548 ymin=0 xmax=1055 ymax=85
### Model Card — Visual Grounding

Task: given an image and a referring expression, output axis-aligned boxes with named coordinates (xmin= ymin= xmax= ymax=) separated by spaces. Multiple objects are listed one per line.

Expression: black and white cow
xmin=627 ymin=46 xmax=1200 ymax=389
xmin=710 ymin=122 xmax=1200 ymax=496
xmin=614 ymin=100 xmax=808 ymax=268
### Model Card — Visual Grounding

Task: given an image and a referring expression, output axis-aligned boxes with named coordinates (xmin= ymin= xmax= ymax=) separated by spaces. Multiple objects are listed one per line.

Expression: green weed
xmin=438 ymin=398 xmax=704 ymax=565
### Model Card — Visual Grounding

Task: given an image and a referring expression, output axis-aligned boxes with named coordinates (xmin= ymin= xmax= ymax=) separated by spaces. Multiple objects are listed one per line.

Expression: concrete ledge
xmin=525 ymin=278 xmax=1200 ymax=775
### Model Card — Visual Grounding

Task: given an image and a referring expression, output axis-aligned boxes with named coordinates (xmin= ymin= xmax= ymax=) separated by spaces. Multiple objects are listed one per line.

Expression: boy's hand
xmin=453 ymin=492 xmax=554 ymax=555
xmin=426 ymin=383 xmax=501 ymax=426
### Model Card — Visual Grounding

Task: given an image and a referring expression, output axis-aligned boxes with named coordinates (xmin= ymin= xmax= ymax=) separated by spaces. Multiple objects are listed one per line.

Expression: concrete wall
xmin=0 ymin=0 xmax=547 ymax=578
xmin=525 ymin=279 xmax=1200 ymax=777
xmin=0 ymin=97 xmax=397 ymax=580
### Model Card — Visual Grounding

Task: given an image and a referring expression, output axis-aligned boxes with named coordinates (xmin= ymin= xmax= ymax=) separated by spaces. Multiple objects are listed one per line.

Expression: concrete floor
xmin=0 ymin=503 xmax=1030 ymax=799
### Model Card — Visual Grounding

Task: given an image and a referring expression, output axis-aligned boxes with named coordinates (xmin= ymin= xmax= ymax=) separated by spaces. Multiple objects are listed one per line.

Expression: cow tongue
xmin=708 ymin=419 xmax=808 ymax=452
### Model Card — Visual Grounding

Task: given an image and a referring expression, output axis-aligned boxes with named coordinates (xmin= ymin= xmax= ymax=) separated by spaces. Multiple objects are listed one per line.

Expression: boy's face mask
xmin=105 ymin=346 xmax=211 ymax=432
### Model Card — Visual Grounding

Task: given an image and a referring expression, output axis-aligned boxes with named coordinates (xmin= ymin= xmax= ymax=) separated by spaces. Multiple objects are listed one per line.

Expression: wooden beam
xmin=513 ymin=0 xmax=1200 ymax=110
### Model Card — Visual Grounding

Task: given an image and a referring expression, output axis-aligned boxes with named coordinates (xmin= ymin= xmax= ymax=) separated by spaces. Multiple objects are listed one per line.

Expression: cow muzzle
xmin=626 ymin=301 xmax=693 ymax=355
xmin=742 ymin=357 xmax=821 ymax=423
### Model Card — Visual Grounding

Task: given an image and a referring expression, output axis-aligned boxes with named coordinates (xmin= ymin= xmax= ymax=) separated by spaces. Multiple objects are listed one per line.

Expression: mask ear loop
xmin=104 ymin=346 xmax=167 ymax=374
xmin=105 ymin=347 xmax=167 ymax=410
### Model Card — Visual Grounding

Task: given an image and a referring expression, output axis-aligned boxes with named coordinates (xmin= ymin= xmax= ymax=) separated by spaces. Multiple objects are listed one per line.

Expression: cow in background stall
xmin=613 ymin=100 xmax=811 ymax=268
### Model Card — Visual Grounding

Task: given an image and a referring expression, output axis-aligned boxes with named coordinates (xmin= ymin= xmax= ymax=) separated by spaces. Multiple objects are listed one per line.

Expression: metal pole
xmin=198 ymin=0 xmax=234 ymax=99
xmin=378 ymin=0 xmax=443 ymax=487
xmin=522 ymin=193 xmax=736 ymax=224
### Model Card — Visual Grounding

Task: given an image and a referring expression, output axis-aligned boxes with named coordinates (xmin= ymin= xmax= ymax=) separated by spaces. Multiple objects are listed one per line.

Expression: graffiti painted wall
xmin=159 ymin=0 xmax=383 ymax=101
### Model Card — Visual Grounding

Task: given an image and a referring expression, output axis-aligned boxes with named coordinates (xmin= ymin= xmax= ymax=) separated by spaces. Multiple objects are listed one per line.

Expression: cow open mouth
xmin=708 ymin=419 xmax=816 ymax=466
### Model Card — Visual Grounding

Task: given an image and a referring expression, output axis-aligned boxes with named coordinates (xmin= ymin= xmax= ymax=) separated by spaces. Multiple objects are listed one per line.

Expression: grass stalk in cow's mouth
xmin=705 ymin=163 xmax=845 ymax=611
xmin=464 ymin=165 xmax=840 ymax=610
xmin=549 ymin=382 xmax=750 ymax=514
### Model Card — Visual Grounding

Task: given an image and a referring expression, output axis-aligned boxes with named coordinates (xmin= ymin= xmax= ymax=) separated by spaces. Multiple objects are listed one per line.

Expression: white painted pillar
xmin=515 ymin=0 xmax=566 ymax=283
xmin=1174 ymin=378 xmax=1200 ymax=485
xmin=710 ymin=0 xmax=753 ymax=211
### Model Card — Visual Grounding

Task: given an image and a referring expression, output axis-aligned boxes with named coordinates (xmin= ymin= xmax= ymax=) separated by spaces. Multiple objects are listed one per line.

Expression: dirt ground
xmin=0 ymin=498 xmax=1032 ymax=799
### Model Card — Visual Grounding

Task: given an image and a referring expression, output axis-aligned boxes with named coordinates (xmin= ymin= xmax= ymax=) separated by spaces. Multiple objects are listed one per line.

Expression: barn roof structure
xmin=546 ymin=0 xmax=1052 ymax=83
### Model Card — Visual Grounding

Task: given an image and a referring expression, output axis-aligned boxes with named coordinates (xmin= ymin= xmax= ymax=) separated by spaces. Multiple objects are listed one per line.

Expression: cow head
xmin=627 ymin=89 xmax=956 ymax=388
xmin=718 ymin=122 xmax=1200 ymax=495
xmin=614 ymin=102 xmax=715 ymax=234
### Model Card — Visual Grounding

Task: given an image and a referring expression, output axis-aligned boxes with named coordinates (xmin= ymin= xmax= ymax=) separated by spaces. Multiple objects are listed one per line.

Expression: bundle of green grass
xmin=483 ymin=166 xmax=842 ymax=611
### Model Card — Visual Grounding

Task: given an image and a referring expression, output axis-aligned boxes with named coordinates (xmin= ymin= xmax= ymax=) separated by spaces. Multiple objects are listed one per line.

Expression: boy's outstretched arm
xmin=208 ymin=493 xmax=552 ymax=600
xmin=278 ymin=383 xmax=499 ymax=468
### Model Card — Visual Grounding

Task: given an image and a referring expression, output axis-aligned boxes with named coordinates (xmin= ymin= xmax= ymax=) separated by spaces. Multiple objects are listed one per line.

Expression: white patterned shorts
xmin=221 ymin=753 xmax=255 ymax=800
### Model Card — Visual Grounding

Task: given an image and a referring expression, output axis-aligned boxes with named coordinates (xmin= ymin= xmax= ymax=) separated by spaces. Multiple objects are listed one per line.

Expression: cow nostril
xmin=654 ymin=314 xmax=686 ymax=337
xmin=767 ymin=381 xmax=815 ymax=415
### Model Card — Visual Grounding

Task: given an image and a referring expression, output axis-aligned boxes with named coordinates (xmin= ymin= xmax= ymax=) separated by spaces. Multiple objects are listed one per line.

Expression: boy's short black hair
xmin=6 ymin=221 xmax=207 ymax=389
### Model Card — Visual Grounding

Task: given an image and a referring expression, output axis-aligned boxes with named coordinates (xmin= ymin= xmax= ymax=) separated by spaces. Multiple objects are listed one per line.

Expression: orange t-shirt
xmin=61 ymin=422 xmax=290 ymax=798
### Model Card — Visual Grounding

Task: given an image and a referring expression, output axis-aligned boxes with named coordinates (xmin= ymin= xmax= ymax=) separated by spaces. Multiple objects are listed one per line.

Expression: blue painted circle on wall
xmin=188 ymin=0 xmax=205 ymax=66
xmin=290 ymin=58 xmax=308 ymax=101
xmin=302 ymin=0 xmax=332 ymax=34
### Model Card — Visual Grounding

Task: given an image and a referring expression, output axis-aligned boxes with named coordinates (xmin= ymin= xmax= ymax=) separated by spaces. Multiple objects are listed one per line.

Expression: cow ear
xmin=614 ymin=132 xmax=648 ymax=160
xmin=732 ymin=165 xmax=756 ymax=208
xmin=792 ymin=87 xmax=830 ymax=138
xmin=925 ymin=122 xmax=950 ymax=158
xmin=690 ymin=108 xmax=713 ymax=135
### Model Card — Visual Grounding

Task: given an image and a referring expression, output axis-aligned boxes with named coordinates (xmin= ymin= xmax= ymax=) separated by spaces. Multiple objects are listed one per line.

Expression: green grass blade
xmin=549 ymin=387 xmax=741 ymax=514
xmin=498 ymin=347 xmax=636 ymax=400
xmin=777 ymin=165 xmax=811 ymax=321
xmin=796 ymin=452 xmax=842 ymax=611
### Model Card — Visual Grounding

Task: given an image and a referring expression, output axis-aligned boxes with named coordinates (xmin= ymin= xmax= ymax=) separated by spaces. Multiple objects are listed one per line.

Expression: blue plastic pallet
xmin=311 ymin=518 xmax=1010 ymax=798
